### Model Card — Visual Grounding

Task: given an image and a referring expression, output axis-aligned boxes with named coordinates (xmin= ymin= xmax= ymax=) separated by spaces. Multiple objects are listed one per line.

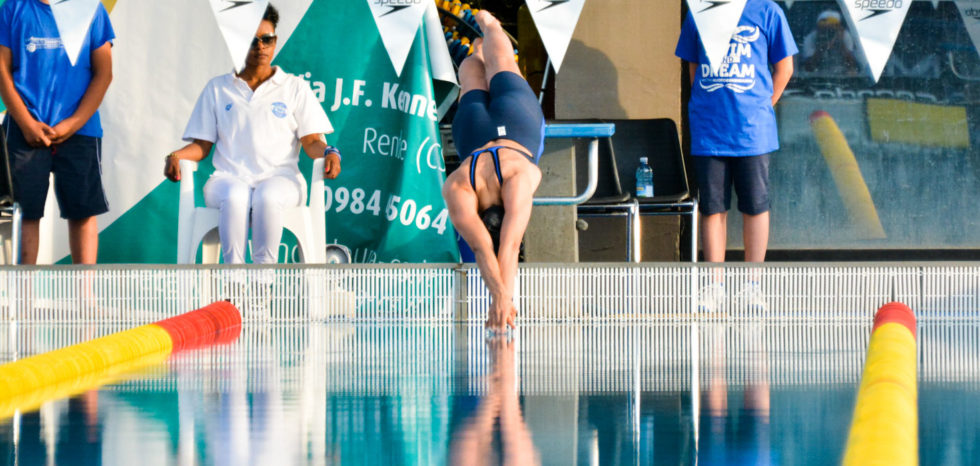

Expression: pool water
xmin=1 ymin=320 xmax=978 ymax=465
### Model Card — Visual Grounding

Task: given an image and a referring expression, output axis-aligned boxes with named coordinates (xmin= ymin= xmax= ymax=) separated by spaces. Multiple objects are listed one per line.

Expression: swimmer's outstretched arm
xmin=496 ymin=165 xmax=541 ymax=322
xmin=443 ymin=176 xmax=516 ymax=330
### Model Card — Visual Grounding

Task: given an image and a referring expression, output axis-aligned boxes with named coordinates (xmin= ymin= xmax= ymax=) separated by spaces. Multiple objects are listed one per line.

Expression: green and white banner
xmin=34 ymin=0 xmax=459 ymax=264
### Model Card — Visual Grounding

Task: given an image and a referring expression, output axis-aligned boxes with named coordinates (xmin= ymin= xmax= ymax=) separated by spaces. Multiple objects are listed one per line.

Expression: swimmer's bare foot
xmin=475 ymin=10 xmax=500 ymax=31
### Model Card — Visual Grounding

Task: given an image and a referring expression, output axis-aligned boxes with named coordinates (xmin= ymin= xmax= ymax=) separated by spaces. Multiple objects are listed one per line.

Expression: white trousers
xmin=203 ymin=175 xmax=302 ymax=264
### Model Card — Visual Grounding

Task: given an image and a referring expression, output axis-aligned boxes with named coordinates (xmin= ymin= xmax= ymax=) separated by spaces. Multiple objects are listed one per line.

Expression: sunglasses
xmin=251 ymin=34 xmax=277 ymax=48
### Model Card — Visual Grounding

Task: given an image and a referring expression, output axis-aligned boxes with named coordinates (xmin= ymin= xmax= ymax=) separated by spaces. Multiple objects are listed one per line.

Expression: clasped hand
xmin=21 ymin=116 xmax=84 ymax=148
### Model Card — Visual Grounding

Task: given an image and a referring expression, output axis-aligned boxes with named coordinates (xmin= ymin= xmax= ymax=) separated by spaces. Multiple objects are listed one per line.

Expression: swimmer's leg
xmin=475 ymin=10 xmax=522 ymax=83
xmin=458 ymin=39 xmax=488 ymax=96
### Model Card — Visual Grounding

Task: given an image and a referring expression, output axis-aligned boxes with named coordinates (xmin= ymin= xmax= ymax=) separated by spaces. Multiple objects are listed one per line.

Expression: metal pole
xmin=690 ymin=321 xmax=700 ymax=461
xmin=691 ymin=200 xmax=699 ymax=263
xmin=533 ymin=137 xmax=600 ymax=206
xmin=538 ymin=57 xmax=552 ymax=105
xmin=11 ymin=204 xmax=21 ymax=265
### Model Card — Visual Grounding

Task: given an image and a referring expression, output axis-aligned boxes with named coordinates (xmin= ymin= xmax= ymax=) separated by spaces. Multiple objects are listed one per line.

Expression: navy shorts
xmin=694 ymin=154 xmax=770 ymax=216
xmin=452 ymin=71 xmax=545 ymax=163
xmin=3 ymin=117 xmax=109 ymax=220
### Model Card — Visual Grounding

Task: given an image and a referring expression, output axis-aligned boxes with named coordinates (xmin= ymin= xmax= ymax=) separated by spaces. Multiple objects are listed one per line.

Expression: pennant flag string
xmin=208 ymin=0 xmax=269 ymax=72
xmin=367 ymin=0 xmax=428 ymax=77
xmin=271 ymin=0 xmax=315 ymax=60
xmin=525 ymin=0 xmax=587 ymax=73
xmin=50 ymin=0 xmax=102 ymax=66
xmin=685 ymin=0 xmax=749 ymax=75
xmin=839 ymin=0 xmax=912 ymax=82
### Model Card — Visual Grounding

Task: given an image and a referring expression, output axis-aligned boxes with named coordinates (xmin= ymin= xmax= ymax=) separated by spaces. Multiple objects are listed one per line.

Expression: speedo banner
xmin=273 ymin=0 xmax=459 ymax=263
xmin=840 ymin=0 xmax=913 ymax=82
xmin=35 ymin=0 xmax=458 ymax=263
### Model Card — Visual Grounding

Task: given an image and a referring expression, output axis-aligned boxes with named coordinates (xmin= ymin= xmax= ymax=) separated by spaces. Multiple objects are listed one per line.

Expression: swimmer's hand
xmin=486 ymin=297 xmax=516 ymax=331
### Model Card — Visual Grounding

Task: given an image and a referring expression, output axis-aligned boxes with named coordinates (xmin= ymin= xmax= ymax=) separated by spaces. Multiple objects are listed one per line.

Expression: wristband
xmin=324 ymin=145 xmax=341 ymax=162
xmin=167 ymin=152 xmax=178 ymax=160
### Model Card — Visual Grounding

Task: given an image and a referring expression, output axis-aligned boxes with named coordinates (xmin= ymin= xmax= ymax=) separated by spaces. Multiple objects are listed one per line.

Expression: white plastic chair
xmin=176 ymin=158 xmax=327 ymax=264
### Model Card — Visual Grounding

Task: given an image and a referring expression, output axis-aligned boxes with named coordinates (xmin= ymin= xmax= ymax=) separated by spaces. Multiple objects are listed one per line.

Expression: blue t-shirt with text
xmin=675 ymin=0 xmax=797 ymax=156
xmin=0 ymin=0 xmax=114 ymax=137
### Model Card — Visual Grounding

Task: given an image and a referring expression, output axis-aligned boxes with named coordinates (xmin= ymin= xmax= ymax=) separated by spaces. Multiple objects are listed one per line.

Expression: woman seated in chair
xmin=163 ymin=4 xmax=340 ymax=264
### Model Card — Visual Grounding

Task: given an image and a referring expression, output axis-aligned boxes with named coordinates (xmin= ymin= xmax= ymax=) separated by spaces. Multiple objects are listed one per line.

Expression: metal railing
xmin=1 ymin=263 xmax=978 ymax=324
xmin=533 ymin=123 xmax=615 ymax=206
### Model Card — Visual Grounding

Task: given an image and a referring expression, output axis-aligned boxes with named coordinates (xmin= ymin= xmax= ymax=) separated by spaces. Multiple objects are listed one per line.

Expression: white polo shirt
xmin=182 ymin=66 xmax=333 ymax=186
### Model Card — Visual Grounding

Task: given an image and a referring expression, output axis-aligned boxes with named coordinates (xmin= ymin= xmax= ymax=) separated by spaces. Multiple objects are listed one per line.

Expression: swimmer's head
xmin=480 ymin=205 xmax=525 ymax=261
xmin=481 ymin=205 xmax=505 ymax=254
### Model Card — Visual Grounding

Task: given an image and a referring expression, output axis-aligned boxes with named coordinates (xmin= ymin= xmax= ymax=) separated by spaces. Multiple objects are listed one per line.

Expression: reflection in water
xmin=176 ymin=326 xmax=294 ymax=465
xmin=1 ymin=320 xmax=979 ymax=464
xmin=700 ymin=323 xmax=772 ymax=465
xmin=449 ymin=336 xmax=540 ymax=465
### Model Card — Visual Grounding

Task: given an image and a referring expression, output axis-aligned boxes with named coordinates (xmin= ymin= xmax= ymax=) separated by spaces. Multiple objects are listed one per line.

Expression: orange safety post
xmin=0 ymin=301 xmax=241 ymax=419
xmin=843 ymin=302 xmax=917 ymax=466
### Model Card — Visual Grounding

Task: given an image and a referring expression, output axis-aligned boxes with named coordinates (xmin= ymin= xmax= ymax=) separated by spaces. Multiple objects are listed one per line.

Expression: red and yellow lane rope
xmin=0 ymin=301 xmax=241 ymax=419
xmin=844 ymin=302 xmax=918 ymax=466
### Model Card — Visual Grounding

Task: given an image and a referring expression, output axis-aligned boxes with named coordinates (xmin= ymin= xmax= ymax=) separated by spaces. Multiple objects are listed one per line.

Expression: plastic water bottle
xmin=636 ymin=157 xmax=654 ymax=198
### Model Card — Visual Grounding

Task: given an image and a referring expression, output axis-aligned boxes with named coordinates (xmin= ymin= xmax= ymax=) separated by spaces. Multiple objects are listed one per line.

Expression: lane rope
xmin=0 ymin=301 xmax=241 ymax=419
xmin=843 ymin=301 xmax=918 ymax=466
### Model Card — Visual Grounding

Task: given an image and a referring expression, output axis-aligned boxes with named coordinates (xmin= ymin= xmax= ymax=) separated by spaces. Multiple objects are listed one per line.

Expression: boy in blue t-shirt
xmin=675 ymin=0 xmax=797 ymax=268
xmin=0 ymin=0 xmax=114 ymax=264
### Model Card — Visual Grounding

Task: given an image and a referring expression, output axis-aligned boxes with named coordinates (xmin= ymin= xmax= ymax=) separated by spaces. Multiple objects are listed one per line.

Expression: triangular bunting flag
xmin=423 ymin=0 xmax=459 ymax=119
xmin=208 ymin=0 xmax=269 ymax=72
xmin=784 ymin=0 xmax=795 ymax=9
xmin=50 ymin=0 xmax=102 ymax=66
xmin=840 ymin=0 xmax=912 ymax=82
xmin=956 ymin=1 xmax=980 ymax=60
xmin=933 ymin=0 xmax=941 ymax=8
xmin=525 ymin=0 xmax=587 ymax=72
xmin=271 ymin=0 xmax=314 ymax=59
xmin=366 ymin=0 xmax=427 ymax=77
xmin=685 ymin=0 xmax=748 ymax=74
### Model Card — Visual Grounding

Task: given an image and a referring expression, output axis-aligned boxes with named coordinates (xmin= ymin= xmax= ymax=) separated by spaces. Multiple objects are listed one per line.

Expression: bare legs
xmin=700 ymin=211 xmax=769 ymax=262
xmin=68 ymin=217 xmax=98 ymax=264
xmin=20 ymin=219 xmax=39 ymax=264
xmin=456 ymin=11 xmax=521 ymax=95
xmin=742 ymin=212 xmax=769 ymax=263
xmin=701 ymin=213 xmax=727 ymax=263
xmin=19 ymin=216 xmax=98 ymax=264
xmin=474 ymin=11 xmax=521 ymax=81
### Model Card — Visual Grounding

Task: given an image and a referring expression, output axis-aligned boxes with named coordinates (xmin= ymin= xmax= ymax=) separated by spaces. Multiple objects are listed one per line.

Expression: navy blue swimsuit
xmin=452 ymin=71 xmax=546 ymax=166
xmin=466 ymin=145 xmax=536 ymax=191
xmin=452 ymin=71 xmax=541 ymax=259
